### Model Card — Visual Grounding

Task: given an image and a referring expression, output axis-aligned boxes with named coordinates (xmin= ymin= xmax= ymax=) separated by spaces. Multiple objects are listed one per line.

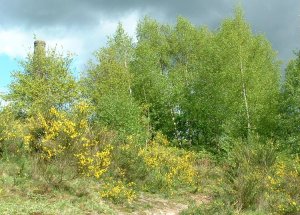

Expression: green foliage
xmin=0 ymin=156 xmax=116 ymax=215
xmin=21 ymin=103 xmax=117 ymax=185
xmin=188 ymin=7 xmax=280 ymax=148
xmin=100 ymin=179 xmax=136 ymax=204
xmin=266 ymin=156 xmax=300 ymax=214
xmin=280 ymin=51 xmax=300 ymax=153
xmin=82 ymin=24 xmax=147 ymax=140
xmin=222 ymin=138 xmax=278 ymax=210
xmin=137 ymin=133 xmax=198 ymax=193
xmin=131 ymin=8 xmax=280 ymax=150
xmin=183 ymin=138 xmax=300 ymax=214
xmin=6 ymin=46 xmax=78 ymax=116
xmin=0 ymin=106 xmax=25 ymax=156
xmin=1 ymin=5 xmax=300 ymax=214
xmin=107 ymin=133 xmax=198 ymax=196
xmin=132 ymin=17 xmax=175 ymax=138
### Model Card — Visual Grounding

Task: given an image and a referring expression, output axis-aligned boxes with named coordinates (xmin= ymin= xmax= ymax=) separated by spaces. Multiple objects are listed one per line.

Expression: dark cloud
xmin=243 ymin=0 xmax=300 ymax=63
xmin=0 ymin=0 xmax=299 ymax=62
xmin=0 ymin=0 xmax=234 ymax=27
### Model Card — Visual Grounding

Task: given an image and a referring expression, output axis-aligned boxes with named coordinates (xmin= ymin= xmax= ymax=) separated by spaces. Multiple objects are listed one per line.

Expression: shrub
xmin=21 ymin=106 xmax=83 ymax=184
xmin=186 ymin=138 xmax=279 ymax=213
xmin=106 ymin=132 xmax=198 ymax=195
xmin=0 ymin=107 xmax=25 ymax=156
xmin=222 ymin=138 xmax=278 ymax=211
xmin=108 ymin=135 xmax=148 ymax=184
xmin=266 ymin=156 xmax=300 ymax=214
xmin=74 ymin=136 xmax=114 ymax=179
xmin=100 ymin=179 xmax=136 ymax=204
xmin=137 ymin=132 xmax=198 ymax=193
xmin=21 ymin=102 xmax=116 ymax=184
xmin=184 ymin=137 xmax=300 ymax=214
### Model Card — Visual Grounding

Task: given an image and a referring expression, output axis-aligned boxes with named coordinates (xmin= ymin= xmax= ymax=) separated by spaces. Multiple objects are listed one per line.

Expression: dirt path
xmin=117 ymin=193 xmax=211 ymax=215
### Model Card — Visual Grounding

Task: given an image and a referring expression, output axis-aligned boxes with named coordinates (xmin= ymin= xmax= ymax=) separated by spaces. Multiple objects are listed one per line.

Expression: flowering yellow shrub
xmin=100 ymin=179 xmax=136 ymax=203
xmin=73 ymin=124 xmax=117 ymax=179
xmin=0 ymin=109 xmax=18 ymax=141
xmin=23 ymin=108 xmax=81 ymax=159
xmin=2 ymin=120 xmax=24 ymax=142
xmin=0 ymin=108 xmax=25 ymax=154
xmin=74 ymin=142 xmax=113 ymax=179
xmin=152 ymin=131 xmax=169 ymax=146
xmin=138 ymin=133 xmax=197 ymax=192
xmin=22 ymin=102 xmax=114 ymax=181
xmin=266 ymin=157 xmax=300 ymax=214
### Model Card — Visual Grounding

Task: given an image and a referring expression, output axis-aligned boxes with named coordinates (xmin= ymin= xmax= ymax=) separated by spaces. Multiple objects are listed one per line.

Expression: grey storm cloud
xmin=0 ymin=0 xmax=234 ymax=27
xmin=0 ymin=0 xmax=299 ymax=62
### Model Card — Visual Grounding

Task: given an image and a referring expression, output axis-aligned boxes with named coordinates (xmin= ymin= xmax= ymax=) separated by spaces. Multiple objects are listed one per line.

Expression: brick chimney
xmin=34 ymin=40 xmax=46 ymax=55
xmin=33 ymin=40 xmax=46 ymax=77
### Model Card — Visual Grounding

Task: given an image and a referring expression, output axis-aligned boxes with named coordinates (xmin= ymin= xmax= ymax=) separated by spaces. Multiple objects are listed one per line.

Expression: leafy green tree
xmin=181 ymin=7 xmax=280 ymax=151
xmin=280 ymin=51 xmax=300 ymax=152
xmin=131 ymin=17 xmax=175 ymax=138
xmin=214 ymin=7 xmax=280 ymax=140
xmin=83 ymin=24 xmax=145 ymax=138
xmin=168 ymin=17 xmax=216 ymax=145
xmin=6 ymin=41 xmax=78 ymax=116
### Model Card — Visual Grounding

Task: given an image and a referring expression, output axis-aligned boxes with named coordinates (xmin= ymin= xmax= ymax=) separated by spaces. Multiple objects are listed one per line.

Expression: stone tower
xmin=34 ymin=40 xmax=46 ymax=55
xmin=33 ymin=40 xmax=46 ymax=77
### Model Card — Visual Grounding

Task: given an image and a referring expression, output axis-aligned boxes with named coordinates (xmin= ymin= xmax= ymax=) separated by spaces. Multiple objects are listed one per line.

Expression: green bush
xmin=107 ymin=132 xmax=198 ymax=195
xmin=0 ymin=107 xmax=25 ymax=157
xmin=265 ymin=156 xmax=300 ymax=214
xmin=183 ymin=138 xmax=279 ymax=213
xmin=222 ymin=138 xmax=278 ymax=210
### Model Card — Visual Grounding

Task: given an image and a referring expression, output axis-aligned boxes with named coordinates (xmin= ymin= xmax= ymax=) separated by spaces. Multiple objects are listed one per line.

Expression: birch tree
xmin=215 ymin=7 xmax=280 ymax=140
xmin=131 ymin=18 xmax=175 ymax=138
xmin=280 ymin=51 xmax=300 ymax=152
xmin=83 ymin=24 xmax=145 ymax=138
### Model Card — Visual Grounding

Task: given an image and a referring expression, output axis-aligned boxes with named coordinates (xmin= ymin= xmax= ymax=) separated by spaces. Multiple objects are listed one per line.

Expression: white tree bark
xmin=239 ymin=46 xmax=251 ymax=137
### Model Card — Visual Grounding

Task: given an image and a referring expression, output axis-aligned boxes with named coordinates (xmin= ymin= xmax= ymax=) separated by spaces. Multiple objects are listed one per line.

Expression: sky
xmin=0 ymin=0 xmax=299 ymax=92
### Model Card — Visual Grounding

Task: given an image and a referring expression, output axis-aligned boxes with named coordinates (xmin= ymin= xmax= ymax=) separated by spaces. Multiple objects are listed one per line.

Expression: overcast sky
xmin=0 ymin=0 xmax=299 ymax=91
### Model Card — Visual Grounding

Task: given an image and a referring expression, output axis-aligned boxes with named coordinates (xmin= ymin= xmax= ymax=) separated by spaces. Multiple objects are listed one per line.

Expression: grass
xmin=0 ymin=194 xmax=115 ymax=215
xmin=0 ymin=156 xmax=116 ymax=215
xmin=3 ymin=138 xmax=298 ymax=215
xmin=0 ymin=154 xmax=202 ymax=215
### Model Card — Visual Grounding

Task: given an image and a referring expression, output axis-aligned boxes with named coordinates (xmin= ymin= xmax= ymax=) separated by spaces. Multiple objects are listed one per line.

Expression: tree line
xmin=3 ymin=7 xmax=299 ymax=154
